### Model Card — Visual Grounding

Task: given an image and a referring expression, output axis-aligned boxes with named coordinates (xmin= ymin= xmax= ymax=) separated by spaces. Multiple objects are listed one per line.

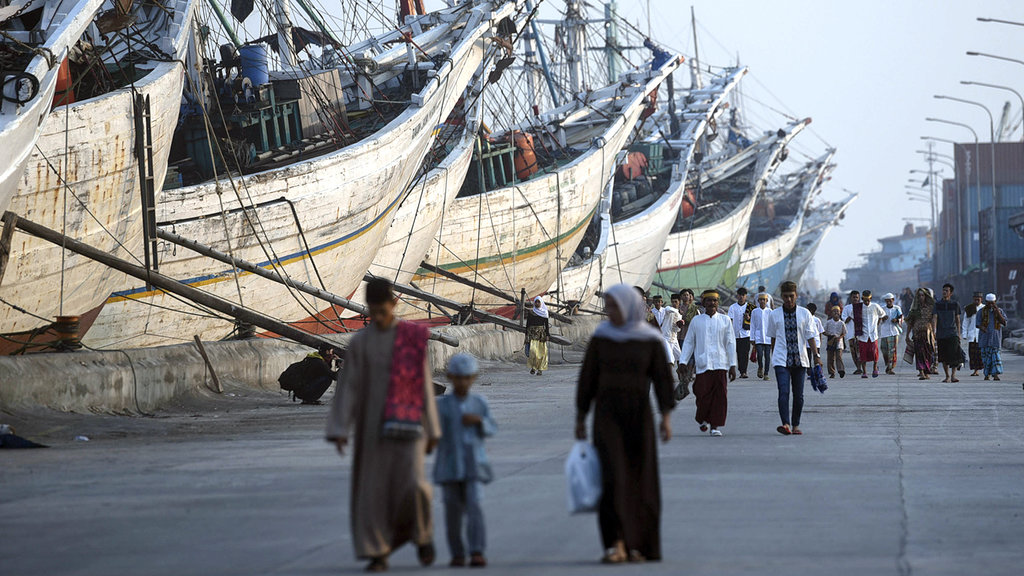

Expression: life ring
xmin=2 ymin=72 xmax=39 ymax=105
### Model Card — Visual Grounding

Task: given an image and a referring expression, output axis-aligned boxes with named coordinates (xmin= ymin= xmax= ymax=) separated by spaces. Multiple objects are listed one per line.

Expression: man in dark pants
xmin=766 ymin=281 xmax=821 ymax=436
xmin=727 ymin=287 xmax=753 ymax=378
xmin=935 ymin=283 xmax=962 ymax=383
xmin=278 ymin=343 xmax=339 ymax=404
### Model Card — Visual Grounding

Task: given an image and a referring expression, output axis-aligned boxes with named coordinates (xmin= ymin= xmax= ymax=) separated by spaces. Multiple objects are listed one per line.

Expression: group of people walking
xmin=322 ymin=277 xmax=1008 ymax=572
xmin=818 ymin=284 xmax=1006 ymax=382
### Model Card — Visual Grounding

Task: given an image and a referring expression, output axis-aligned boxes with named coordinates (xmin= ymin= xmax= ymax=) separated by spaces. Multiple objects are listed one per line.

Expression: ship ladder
xmin=133 ymin=92 xmax=159 ymax=282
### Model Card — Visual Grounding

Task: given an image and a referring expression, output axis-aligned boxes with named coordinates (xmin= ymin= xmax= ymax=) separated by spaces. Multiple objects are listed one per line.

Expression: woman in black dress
xmin=575 ymin=283 xmax=675 ymax=563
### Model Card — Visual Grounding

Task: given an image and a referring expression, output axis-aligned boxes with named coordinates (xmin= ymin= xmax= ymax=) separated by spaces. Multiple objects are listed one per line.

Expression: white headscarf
xmin=593 ymin=283 xmax=663 ymax=343
xmin=530 ymin=296 xmax=549 ymax=318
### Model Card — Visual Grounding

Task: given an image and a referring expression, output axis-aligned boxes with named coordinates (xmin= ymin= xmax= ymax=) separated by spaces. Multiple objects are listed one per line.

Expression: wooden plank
xmin=7 ymin=211 xmax=342 ymax=353
xmin=379 ymin=274 xmax=573 ymax=346
xmin=157 ymin=227 xmax=458 ymax=348
xmin=417 ymin=261 xmax=574 ymax=324
xmin=0 ymin=212 xmax=17 ymax=286
xmin=192 ymin=335 xmax=223 ymax=394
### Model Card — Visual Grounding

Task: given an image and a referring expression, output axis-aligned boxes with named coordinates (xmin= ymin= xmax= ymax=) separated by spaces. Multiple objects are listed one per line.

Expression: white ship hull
xmin=655 ymin=117 xmax=810 ymax=293
xmin=0 ymin=0 xmax=195 ymax=353
xmin=605 ymin=169 xmax=684 ymax=290
xmin=736 ymin=210 xmax=804 ymax=291
xmin=403 ymin=60 xmax=680 ymax=317
xmin=83 ymin=3 xmax=509 ymax=348
xmin=0 ymin=0 xmax=105 ymax=213
xmin=548 ymin=182 xmax=613 ymax=311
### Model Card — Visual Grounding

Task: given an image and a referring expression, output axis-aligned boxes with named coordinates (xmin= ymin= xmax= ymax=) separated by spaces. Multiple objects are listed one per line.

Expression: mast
xmin=564 ymin=0 xmax=586 ymax=95
xmin=207 ymin=0 xmax=242 ymax=49
xmin=525 ymin=0 xmax=562 ymax=107
xmin=604 ymin=1 xmax=621 ymax=84
xmin=689 ymin=6 xmax=703 ymax=89
xmin=275 ymin=0 xmax=296 ymax=68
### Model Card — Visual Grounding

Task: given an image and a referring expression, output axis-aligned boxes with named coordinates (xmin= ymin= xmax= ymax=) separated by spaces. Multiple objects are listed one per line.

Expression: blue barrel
xmin=239 ymin=44 xmax=269 ymax=86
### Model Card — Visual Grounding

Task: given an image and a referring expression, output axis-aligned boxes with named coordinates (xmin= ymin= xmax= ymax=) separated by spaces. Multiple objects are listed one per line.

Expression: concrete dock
xmin=3 ymin=350 xmax=1023 ymax=575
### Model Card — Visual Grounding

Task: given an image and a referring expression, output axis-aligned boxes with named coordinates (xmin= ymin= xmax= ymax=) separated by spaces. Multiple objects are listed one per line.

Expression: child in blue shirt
xmin=435 ymin=353 xmax=497 ymax=567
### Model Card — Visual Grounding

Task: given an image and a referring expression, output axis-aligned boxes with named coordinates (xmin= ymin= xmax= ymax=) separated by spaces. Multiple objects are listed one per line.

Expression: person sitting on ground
xmin=278 ymin=343 xmax=339 ymax=404
xmin=434 ymin=353 xmax=497 ymax=568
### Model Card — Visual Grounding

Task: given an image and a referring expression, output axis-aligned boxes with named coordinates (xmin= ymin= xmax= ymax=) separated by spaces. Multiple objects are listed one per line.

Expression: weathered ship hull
xmin=604 ymin=165 xmax=685 ymax=291
xmin=653 ymin=192 xmax=758 ymax=293
xmin=548 ymin=185 xmax=612 ymax=311
xmin=403 ymin=60 xmax=680 ymax=316
xmin=83 ymin=3 xmax=509 ymax=348
xmin=0 ymin=0 xmax=195 ymax=354
xmin=736 ymin=212 xmax=804 ymax=292
xmin=0 ymin=0 xmax=105 ymax=213
xmin=654 ymin=117 xmax=809 ymax=294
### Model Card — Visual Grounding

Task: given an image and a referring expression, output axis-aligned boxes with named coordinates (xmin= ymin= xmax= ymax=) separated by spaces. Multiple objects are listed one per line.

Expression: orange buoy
xmin=513 ymin=131 xmax=539 ymax=180
xmin=681 ymin=187 xmax=697 ymax=218
xmin=52 ymin=57 xmax=75 ymax=107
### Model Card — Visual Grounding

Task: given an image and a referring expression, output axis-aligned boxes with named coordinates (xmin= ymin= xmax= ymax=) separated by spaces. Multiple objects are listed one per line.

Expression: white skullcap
xmin=986 ymin=293 xmax=997 ymax=302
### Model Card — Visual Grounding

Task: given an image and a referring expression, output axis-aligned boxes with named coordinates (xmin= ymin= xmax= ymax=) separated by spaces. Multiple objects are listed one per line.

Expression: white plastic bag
xmin=565 ymin=441 xmax=602 ymax=514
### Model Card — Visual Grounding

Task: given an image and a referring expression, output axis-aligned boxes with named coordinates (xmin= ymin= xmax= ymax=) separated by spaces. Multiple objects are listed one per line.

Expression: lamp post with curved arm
xmin=934 ymin=95 xmax=999 ymax=293
xmin=977 ymin=17 xmax=1024 ymax=27
xmin=960 ymin=80 xmax=1024 ymax=143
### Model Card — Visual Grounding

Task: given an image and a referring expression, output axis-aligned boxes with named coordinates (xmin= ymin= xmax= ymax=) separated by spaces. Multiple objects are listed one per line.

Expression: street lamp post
xmin=934 ymin=94 xmax=999 ymax=294
xmin=960 ymin=80 xmax=1024 ymax=143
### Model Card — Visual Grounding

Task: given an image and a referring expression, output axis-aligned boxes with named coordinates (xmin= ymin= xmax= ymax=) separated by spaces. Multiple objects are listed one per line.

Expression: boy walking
xmin=435 ymin=353 xmax=497 ymax=568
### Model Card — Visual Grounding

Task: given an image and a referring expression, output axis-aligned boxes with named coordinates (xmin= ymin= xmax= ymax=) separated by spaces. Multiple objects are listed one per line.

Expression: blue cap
xmin=447 ymin=353 xmax=479 ymax=376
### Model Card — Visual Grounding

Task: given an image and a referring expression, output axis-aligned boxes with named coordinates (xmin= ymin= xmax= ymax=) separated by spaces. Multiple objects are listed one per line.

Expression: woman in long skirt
xmin=526 ymin=296 xmax=550 ymax=375
xmin=575 ymin=284 xmax=674 ymax=564
xmin=905 ymin=287 xmax=936 ymax=380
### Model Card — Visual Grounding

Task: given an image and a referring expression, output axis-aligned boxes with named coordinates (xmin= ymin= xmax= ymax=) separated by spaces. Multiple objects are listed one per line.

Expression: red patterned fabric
xmin=382 ymin=321 xmax=429 ymax=438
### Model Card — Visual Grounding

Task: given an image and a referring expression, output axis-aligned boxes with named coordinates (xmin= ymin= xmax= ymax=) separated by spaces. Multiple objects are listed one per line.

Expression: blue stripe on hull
xmin=737 ymin=254 xmax=793 ymax=293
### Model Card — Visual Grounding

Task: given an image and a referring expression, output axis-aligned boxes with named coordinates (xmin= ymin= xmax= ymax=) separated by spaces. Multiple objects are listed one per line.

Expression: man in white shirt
xmin=842 ymin=290 xmax=887 ymax=378
xmin=757 ymin=285 xmax=774 ymax=309
xmin=727 ymin=287 xmax=753 ymax=378
xmin=749 ymin=293 xmax=772 ymax=380
xmin=680 ymin=289 xmax=737 ymax=437
xmin=962 ymin=292 xmax=983 ymax=376
xmin=878 ymin=293 xmax=903 ymax=375
xmin=651 ymin=294 xmax=683 ymax=379
xmin=765 ymin=281 xmax=821 ymax=436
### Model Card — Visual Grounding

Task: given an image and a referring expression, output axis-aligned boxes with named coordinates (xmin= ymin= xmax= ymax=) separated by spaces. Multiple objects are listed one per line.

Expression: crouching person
xmin=278 ymin=343 xmax=338 ymax=404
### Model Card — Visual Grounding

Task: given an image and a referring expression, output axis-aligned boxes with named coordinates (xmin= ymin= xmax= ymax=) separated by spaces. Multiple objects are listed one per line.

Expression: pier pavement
xmin=3 ymin=350 xmax=1023 ymax=575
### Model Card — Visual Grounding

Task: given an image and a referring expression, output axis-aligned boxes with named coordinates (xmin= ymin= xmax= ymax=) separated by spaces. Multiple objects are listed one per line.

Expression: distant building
xmin=933 ymin=141 xmax=1024 ymax=315
xmin=840 ymin=224 xmax=929 ymax=293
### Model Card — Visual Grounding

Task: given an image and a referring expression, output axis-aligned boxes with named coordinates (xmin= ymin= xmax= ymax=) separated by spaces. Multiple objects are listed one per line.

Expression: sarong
xmin=879 ymin=336 xmax=897 ymax=368
xmin=981 ymin=346 xmax=1003 ymax=376
xmin=914 ymin=338 xmax=934 ymax=372
xmin=968 ymin=342 xmax=983 ymax=370
xmin=937 ymin=336 xmax=960 ymax=365
xmin=858 ymin=339 xmax=879 ymax=362
xmin=693 ymin=370 xmax=728 ymax=428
